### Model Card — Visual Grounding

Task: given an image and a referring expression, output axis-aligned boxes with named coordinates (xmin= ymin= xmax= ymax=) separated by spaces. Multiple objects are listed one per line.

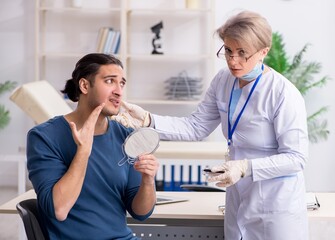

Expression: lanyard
xmin=227 ymin=72 xmax=263 ymax=147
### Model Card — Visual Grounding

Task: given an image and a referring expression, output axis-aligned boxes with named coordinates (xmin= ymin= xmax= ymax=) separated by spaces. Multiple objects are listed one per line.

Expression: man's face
xmin=87 ymin=64 xmax=126 ymax=116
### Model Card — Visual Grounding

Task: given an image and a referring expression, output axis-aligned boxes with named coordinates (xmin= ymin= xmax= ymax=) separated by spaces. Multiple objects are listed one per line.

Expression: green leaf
xmin=264 ymin=32 xmax=290 ymax=73
xmin=287 ymin=44 xmax=309 ymax=74
xmin=308 ymin=119 xmax=329 ymax=144
xmin=0 ymin=105 xmax=10 ymax=130
xmin=0 ymin=80 xmax=17 ymax=96
xmin=264 ymin=32 xmax=331 ymax=143
xmin=0 ymin=80 xmax=17 ymax=131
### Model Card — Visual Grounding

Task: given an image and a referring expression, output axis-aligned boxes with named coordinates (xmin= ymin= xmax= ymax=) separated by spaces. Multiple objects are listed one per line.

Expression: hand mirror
xmin=118 ymin=127 xmax=160 ymax=166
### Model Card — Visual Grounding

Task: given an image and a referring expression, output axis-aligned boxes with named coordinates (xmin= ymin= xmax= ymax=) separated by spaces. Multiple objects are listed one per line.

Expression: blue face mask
xmin=240 ymin=63 xmax=264 ymax=81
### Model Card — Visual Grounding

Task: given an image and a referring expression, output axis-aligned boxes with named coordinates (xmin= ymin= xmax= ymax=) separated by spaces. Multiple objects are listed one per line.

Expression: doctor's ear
xmin=260 ymin=47 xmax=270 ymax=58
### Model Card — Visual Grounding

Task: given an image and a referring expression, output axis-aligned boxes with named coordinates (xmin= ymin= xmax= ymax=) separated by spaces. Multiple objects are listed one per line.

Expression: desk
xmin=0 ymin=189 xmax=225 ymax=239
xmin=0 ymin=190 xmax=225 ymax=218
xmin=2 ymin=190 xmax=335 ymax=240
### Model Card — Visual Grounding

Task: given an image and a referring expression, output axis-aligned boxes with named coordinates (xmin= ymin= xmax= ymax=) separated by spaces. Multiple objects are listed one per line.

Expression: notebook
xmin=156 ymin=195 xmax=189 ymax=205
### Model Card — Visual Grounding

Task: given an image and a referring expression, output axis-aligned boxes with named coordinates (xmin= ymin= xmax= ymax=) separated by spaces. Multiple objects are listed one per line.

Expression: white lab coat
xmin=153 ymin=67 xmax=309 ymax=240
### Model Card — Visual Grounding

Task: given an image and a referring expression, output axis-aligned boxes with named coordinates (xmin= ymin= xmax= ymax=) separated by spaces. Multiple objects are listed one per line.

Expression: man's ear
xmin=79 ymin=78 xmax=89 ymax=94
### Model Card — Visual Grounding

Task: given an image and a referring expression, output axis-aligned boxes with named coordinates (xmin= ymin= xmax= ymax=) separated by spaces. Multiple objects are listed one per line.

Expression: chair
xmin=16 ymin=199 xmax=49 ymax=240
xmin=10 ymin=80 xmax=72 ymax=124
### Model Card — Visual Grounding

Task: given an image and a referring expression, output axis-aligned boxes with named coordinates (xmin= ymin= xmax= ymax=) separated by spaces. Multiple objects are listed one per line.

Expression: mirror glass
xmin=118 ymin=128 xmax=160 ymax=166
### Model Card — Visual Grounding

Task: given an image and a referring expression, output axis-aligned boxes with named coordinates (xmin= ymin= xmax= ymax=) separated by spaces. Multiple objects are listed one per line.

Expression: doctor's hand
xmin=207 ymin=159 xmax=250 ymax=188
xmin=110 ymin=101 xmax=151 ymax=129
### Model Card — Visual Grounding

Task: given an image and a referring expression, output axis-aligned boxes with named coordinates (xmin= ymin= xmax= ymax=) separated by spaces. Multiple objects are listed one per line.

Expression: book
xmin=110 ymin=30 xmax=121 ymax=54
xmin=96 ymin=27 xmax=111 ymax=53
xmin=103 ymin=28 xmax=115 ymax=54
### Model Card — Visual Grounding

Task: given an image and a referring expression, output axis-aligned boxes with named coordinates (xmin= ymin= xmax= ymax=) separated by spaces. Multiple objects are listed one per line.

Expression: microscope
xmin=151 ymin=21 xmax=163 ymax=55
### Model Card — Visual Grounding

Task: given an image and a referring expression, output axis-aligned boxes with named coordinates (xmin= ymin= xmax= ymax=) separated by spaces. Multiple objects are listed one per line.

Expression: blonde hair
xmin=216 ymin=11 xmax=272 ymax=50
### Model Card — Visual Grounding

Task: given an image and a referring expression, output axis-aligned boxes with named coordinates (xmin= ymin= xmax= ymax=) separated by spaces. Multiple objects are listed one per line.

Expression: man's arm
xmin=131 ymin=154 xmax=159 ymax=215
xmin=52 ymin=104 xmax=104 ymax=221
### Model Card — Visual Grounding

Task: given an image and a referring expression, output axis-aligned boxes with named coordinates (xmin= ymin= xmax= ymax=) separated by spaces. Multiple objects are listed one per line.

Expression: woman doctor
xmin=112 ymin=10 xmax=309 ymax=240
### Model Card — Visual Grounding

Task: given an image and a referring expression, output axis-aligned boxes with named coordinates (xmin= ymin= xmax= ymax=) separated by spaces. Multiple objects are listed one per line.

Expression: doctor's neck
xmin=238 ymin=65 xmax=270 ymax=88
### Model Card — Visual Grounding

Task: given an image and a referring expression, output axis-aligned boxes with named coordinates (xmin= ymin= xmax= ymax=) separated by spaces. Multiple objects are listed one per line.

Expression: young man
xmin=27 ymin=53 xmax=159 ymax=239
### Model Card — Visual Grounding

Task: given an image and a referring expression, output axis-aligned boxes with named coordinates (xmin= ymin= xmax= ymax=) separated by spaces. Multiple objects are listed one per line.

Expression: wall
xmin=0 ymin=0 xmax=35 ymax=151
xmin=0 ymin=0 xmax=35 ymax=186
xmin=0 ymin=0 xmax=334 ymax=192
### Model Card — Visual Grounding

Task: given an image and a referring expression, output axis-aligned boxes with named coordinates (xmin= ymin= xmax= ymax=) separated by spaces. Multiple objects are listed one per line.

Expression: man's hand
xmin=207 ymin=159 xmax=249 ymax=187
xmin=69 ymin=103 xmax=105 ymax=153
xmin=133 ymin=154 xmax=159 ymax=185
xmin=110 ymin=101 xmax=151 ymax=129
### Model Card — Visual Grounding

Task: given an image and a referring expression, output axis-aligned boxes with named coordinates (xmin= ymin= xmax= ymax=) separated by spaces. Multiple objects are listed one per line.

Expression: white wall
xmin=0 ymin=0 xmax=35 ymax=152
xmin=1 ymin=0 xmax=334 ymax=192
xmin=0 ymin=0 xmax=36 ymax=186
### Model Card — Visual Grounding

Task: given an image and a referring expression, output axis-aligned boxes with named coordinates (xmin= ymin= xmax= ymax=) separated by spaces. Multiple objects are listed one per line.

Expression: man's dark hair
xmin=61 ymin=53 xmax=123 ymax=102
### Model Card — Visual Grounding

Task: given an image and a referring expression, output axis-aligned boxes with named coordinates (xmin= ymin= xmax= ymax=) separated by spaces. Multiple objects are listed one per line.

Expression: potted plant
xmin=0 ymin=80 xmax=17 ymax=130
xmin=264 ymin=32 xmax=331 ymax=143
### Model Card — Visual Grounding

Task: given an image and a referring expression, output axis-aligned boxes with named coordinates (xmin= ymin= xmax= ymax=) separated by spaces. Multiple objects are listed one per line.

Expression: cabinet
xmin=35 ymin=0 xmax=216 ymax=116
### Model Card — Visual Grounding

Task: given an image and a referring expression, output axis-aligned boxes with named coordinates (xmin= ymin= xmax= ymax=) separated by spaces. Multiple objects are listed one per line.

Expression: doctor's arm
xmin=250 ymin=88 xmax=309 ymax=181
xmin=112 ymin=74 xmax=223 ymax=141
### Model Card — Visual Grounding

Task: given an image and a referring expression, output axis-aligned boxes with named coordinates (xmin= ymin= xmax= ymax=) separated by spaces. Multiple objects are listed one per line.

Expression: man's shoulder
xmin=29 ymin=116 xmax=67 ymax=135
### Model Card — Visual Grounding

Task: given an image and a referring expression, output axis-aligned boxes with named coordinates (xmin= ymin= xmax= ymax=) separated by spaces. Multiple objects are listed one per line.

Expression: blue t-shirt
xmin=27 ymin=116 xmax=153 ymax=240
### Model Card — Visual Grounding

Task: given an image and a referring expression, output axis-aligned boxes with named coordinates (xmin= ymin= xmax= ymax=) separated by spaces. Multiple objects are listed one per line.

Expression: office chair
xmin=10 ymin=80 xmax=72 ymax=124
xmin=16 ymin=199 xmax=49 ymax=240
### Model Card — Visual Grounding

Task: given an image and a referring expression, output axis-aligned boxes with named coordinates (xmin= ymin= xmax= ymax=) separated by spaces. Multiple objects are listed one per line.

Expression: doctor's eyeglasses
xmin=216 ymin=44 xmax=259 ymax=63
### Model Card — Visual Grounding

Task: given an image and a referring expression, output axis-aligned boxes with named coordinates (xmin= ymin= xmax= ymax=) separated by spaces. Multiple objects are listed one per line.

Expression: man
xmin=27 ymin=53 xmax=159 ymax=239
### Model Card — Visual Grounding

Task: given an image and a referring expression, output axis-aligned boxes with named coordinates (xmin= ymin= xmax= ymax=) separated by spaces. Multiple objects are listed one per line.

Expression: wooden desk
xmin=3 ymin=190 xmax=335 ymax=220
xmin=1 ymin=189 xmax=225 ymax=239
xmin=0 ymin=189 xmax=225 ymax=218
xmin=2 ymin=190 xmax=335 ymax=240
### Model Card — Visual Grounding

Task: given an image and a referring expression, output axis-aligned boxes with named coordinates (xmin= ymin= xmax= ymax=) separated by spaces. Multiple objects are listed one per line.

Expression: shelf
xmin=35 ymin=0 xmax=215 ymax=117
xmin=127 ymin=54 xmax=211 ymax=62
xmin=127 ymin=8 xmax=212 ymax=15
xmin=39 ymin=52 xmax=121 ymax=58
xmin=39 ymin=7 xmax=122 ymax=12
